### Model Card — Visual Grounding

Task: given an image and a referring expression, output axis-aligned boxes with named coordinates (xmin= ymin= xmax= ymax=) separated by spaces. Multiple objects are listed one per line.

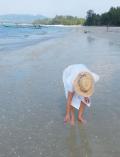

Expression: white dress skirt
xmin=64 ymin=85 xmax=91 ymax=110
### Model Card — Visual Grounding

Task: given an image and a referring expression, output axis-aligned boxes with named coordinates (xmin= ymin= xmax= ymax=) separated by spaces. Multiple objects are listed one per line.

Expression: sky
xmin=0 ymin=0 xmax=120 ymax=18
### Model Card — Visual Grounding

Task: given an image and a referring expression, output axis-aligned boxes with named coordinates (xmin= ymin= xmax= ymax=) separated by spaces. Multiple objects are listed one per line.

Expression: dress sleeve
xmin=66 ymin=77 xmax=74 ymax=92
xmin=91 ymin=72 xmax=100 ymax=82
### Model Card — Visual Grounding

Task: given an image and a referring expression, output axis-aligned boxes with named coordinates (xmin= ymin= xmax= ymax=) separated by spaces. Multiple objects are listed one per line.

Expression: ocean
xmin=0 ymin=24 xmax=71 ymax=52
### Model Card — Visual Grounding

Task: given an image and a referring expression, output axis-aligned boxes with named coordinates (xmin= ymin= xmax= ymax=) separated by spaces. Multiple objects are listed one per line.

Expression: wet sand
xmin=0 ymin=27 xmax=120 ymax=157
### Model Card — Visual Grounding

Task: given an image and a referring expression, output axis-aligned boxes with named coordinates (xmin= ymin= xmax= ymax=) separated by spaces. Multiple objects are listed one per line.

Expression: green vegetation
xmin=33 ymin=7 xmax=120 ymax=26
xmin=85 ymin=7 xmax=120 ymax=26
xmin=33 ymin=15 xmax=85 ymax=25
xmin=33 ymin=18 xmax=52 ymax=25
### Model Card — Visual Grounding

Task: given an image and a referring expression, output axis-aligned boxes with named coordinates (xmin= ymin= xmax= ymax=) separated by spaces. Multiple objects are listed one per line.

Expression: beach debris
xmin=28 ymin=136 xmax=32 ymax=140
xmin=84 ymin=30 xmax=88 ymax=33
xmin=40 ymin=152 xmax=42 ymax=156
xmin=95 ymin=136 xmax=98 ymax=138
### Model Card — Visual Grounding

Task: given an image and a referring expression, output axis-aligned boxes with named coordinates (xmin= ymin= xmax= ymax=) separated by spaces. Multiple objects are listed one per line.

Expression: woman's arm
xmin=64 ymin=91 xmax=74 ymax=123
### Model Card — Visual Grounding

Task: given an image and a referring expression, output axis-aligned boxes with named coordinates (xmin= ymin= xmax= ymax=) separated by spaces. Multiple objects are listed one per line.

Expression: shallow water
xmin=0 ymin=26 xmax=120 ymax=157
xmin=0 ymin=25 xmax=71 ymax=52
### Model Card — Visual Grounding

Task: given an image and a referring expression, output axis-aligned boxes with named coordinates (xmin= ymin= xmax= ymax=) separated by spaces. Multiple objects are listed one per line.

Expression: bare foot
xmin=78 ymin=116 xmax=87 ymax=124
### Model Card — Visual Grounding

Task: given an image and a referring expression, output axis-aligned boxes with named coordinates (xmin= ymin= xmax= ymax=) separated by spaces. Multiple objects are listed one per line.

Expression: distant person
xmin=63 ymin=64 xmax=99 ymax=125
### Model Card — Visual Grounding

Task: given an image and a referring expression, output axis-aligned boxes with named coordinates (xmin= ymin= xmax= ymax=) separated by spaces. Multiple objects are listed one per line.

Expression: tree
xmin=85 ymin=7 xmax=120 ymax=26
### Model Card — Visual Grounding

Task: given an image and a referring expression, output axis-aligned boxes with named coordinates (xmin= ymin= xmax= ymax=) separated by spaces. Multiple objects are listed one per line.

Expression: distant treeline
xmin=33 ymin=15 xmax=85 ymax=25
xmin=33 ymin=6 xmax=120 ymax=26
xmin=85 ymin=7 xmax=120 ymax=26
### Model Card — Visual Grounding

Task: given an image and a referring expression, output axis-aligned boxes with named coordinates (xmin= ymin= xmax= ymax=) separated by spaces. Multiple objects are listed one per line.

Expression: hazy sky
xmin=0 ymin=0 xmax=120 ymax=18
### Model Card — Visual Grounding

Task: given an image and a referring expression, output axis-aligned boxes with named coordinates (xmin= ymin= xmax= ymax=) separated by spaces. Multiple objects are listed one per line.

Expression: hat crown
xmin=78 ymin=74 xmax=92 ymax=92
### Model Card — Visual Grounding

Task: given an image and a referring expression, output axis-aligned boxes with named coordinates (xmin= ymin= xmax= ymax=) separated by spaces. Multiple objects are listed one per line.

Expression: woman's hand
xmin=64 ymin=91 xmax=74 ymax=124
xmin=84 ymin=97 xmax=90 ymax=103
xmin=64 ymin=114 xmax=70 ymax=123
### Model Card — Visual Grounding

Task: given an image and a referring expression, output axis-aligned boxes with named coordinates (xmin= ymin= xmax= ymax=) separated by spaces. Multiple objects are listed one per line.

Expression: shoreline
xmin=0 ymin=26 xmax=120 ymax=55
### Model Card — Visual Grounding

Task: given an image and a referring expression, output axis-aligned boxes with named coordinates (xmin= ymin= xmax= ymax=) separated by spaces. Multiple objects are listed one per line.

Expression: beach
xmin=0 ymin=26 xmax=120 ymax=157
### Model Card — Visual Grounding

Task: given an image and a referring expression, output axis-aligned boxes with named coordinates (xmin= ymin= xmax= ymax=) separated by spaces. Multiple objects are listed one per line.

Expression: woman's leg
xmin=78 ymin=101 xmax=86 ymax=124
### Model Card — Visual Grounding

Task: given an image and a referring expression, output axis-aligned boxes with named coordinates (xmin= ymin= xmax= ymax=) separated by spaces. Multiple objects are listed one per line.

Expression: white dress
xmin=63 ymin=64 xmax=99 ymax=110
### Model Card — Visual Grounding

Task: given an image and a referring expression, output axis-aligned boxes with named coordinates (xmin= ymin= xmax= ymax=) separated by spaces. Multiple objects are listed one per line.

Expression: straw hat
xmin=73 ymin=72 xmax=94 ymax=97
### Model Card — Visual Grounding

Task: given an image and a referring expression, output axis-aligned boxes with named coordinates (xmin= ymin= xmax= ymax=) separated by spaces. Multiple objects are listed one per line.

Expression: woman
xmin=63 ymin=64 xmax=99 ymax=125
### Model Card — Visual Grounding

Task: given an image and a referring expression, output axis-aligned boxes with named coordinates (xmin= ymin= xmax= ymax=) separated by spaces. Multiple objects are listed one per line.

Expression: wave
xmin=1 ymin=23 xmax=43 ymax=29
xmin=0 ymin=23 xmax=81 ymax=29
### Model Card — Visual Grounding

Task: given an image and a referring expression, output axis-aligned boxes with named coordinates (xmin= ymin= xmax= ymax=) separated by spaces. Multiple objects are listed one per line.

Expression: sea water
xmin=0 ymin=24 xmax=71 ymax=52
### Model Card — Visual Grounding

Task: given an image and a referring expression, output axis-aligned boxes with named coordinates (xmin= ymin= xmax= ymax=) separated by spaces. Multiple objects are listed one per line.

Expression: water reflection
xmin=66 ymin=124 xmax=92 ymax=157
xmin=87 ymin=36 xmax=95 ymax=44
